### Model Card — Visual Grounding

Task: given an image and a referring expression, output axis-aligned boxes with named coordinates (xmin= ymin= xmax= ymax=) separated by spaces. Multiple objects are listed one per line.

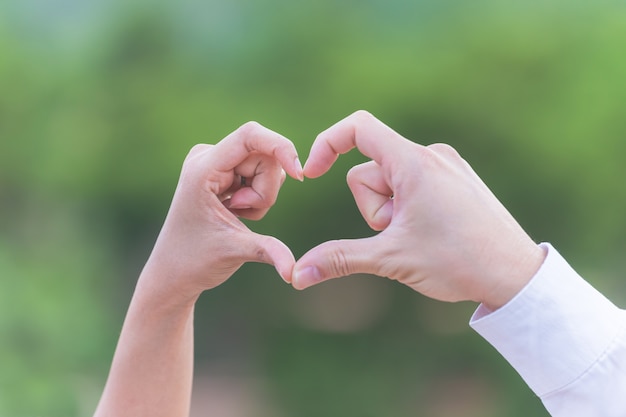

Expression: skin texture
xmin=292 ymin=110 xmax=546 ymax=310
xmin=93 ymin=122 xmax=302 ymax=417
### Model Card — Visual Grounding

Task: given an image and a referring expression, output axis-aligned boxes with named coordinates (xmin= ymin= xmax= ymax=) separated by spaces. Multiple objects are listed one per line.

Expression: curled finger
xmin=228 ymin=153 xmax=284 ymax=219
xmin=213 ymin=122 xmax=303 ymax=181
xmin=347 ymin=161 xmax=394 ymax=231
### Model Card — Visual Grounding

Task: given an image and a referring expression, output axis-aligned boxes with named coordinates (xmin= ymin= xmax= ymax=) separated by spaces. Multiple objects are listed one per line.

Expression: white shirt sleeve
xmin=470 ymin=243 xmax=626 ymax=417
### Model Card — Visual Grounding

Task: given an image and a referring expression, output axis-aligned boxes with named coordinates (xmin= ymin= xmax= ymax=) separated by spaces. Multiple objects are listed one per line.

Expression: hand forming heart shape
xmin=143 ymin=110 xmax=544 ymax=313
xmin=96 ymin=110 xmax=548 ymax=417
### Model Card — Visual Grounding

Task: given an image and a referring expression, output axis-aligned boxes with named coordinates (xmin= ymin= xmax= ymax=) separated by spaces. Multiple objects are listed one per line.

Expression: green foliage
xmin=1 ymin=0 xmax=625 ymax=415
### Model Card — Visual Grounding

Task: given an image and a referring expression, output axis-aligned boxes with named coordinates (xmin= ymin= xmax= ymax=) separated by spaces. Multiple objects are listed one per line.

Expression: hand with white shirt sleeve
xmin=471 ymin=242 xmax=626 ymax=417
xmin=294 ymin=110 xmax=626 ymax=417
xmin=293 ymin=110 xmax=545 ymax=311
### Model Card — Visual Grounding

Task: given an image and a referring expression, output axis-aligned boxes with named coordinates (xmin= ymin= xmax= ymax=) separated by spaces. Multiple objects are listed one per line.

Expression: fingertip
xmin=292 ymin=265 xmax=323 ymax=290
xmin=272 ymin=138 xmax=301 ymax=182
xmin=294 ymin=157 xmax=304 ymax=182
xmin=276 ymin=259 xmax=295 ymax=284
xmin=302 ymin=157 xmax=329 ymax=179
xmin=276 ymin=151 xmax=303 ymax=182
xmin=277 ymin=267 xmax=292 ymax=284
xmin=302 ymin=159 xmax=315 ymax=179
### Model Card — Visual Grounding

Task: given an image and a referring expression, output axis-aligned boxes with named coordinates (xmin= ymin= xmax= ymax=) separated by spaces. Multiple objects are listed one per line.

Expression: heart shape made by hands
xmin=220 ymin=111 xmax=541 ymax=311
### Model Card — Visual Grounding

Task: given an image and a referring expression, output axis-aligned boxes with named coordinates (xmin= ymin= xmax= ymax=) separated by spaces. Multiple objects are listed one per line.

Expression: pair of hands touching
xmin=143 ymin=110 xmax=545 ymax=312
xmin=94 ymin=110 xmax=548 ymax=417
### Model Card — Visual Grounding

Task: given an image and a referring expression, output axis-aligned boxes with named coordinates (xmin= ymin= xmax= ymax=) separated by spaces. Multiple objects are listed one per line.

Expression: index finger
xmin=212 ymin=121 xmax=304 ymax=181
xmin=303 ymin=110 xmax=416 ymax=179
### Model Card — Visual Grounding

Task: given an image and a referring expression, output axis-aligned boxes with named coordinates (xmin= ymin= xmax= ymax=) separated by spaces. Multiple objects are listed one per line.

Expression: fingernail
xmin=294 ymin=266 xmax=322 ymax=289
xmin=278 ymin=270 xmax=289 ymax=284
xmin=294 ymin=157 xmax=304 ymax=181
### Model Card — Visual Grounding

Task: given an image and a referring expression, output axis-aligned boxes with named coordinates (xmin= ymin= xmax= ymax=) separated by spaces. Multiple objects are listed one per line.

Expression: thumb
xmin=243 ymin=232 xmax=296 ymax=283
xmin=292 ymin=236 xmax=382 ymax=290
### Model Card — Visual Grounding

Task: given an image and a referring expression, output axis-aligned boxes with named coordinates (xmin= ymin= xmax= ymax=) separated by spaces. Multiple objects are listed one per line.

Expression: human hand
xmin=140 ymin=122 xmax=303 ymax=306
xmin=293 ymin=111 xmax=545 ymax=310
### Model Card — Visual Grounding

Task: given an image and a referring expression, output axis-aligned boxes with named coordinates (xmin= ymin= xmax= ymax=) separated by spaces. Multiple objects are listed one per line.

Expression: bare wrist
xmin=482 ymin=242 xmax=547 ymax=311
xmin=134 ymin=261 xmax=202 ymax=314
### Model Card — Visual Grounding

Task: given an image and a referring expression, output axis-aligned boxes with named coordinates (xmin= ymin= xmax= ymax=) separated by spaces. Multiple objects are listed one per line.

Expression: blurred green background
xmin=1 ymin=0 xmax=626 ymax=415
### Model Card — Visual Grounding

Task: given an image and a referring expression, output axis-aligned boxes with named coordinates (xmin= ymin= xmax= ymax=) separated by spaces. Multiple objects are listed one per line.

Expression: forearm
xmin=94 ymin=269 xmax=197 ymax=417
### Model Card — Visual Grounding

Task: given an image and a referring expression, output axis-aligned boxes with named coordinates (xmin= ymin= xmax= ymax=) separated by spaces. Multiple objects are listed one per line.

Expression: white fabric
xmin=470 ymin=243 xmax=626 ymax=417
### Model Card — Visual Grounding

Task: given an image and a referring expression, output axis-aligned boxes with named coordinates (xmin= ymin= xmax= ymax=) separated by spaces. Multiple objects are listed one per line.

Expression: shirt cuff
xmin=470 ymin=242 xmax=623 ymax=397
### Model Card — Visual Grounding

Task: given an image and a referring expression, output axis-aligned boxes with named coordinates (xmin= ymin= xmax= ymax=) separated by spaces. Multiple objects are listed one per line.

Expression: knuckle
xmin=252 ymin=235 xmax=278 ymax=263
xmin=187 ymin=143 xmax=211 ymax=159
xmin=239 ymin=120 xmax=262 ymax=134
xmin=346 ymin=165 xmax=361 ymax=186
xmin=329 ymin=247 xmax=352 ymax=277
xmin=236 ymin=121 xmax=264 ymax=143
xmin=415 ymin=145 xmax=444 ymax=168
xmin=255 ymin=246 xmax=267 ymax=262
xmin=352 ymin=109 xmax=375 ymax=124
xmin=427 ymin=143 xmax=460 ymax=159
xmin=236 ymin=122 xmax=284 ymax=158
xmin=182 ymin=144 xmax=210 ymax=171
xmin=346 ymin=161 xmax=371 ymax=187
